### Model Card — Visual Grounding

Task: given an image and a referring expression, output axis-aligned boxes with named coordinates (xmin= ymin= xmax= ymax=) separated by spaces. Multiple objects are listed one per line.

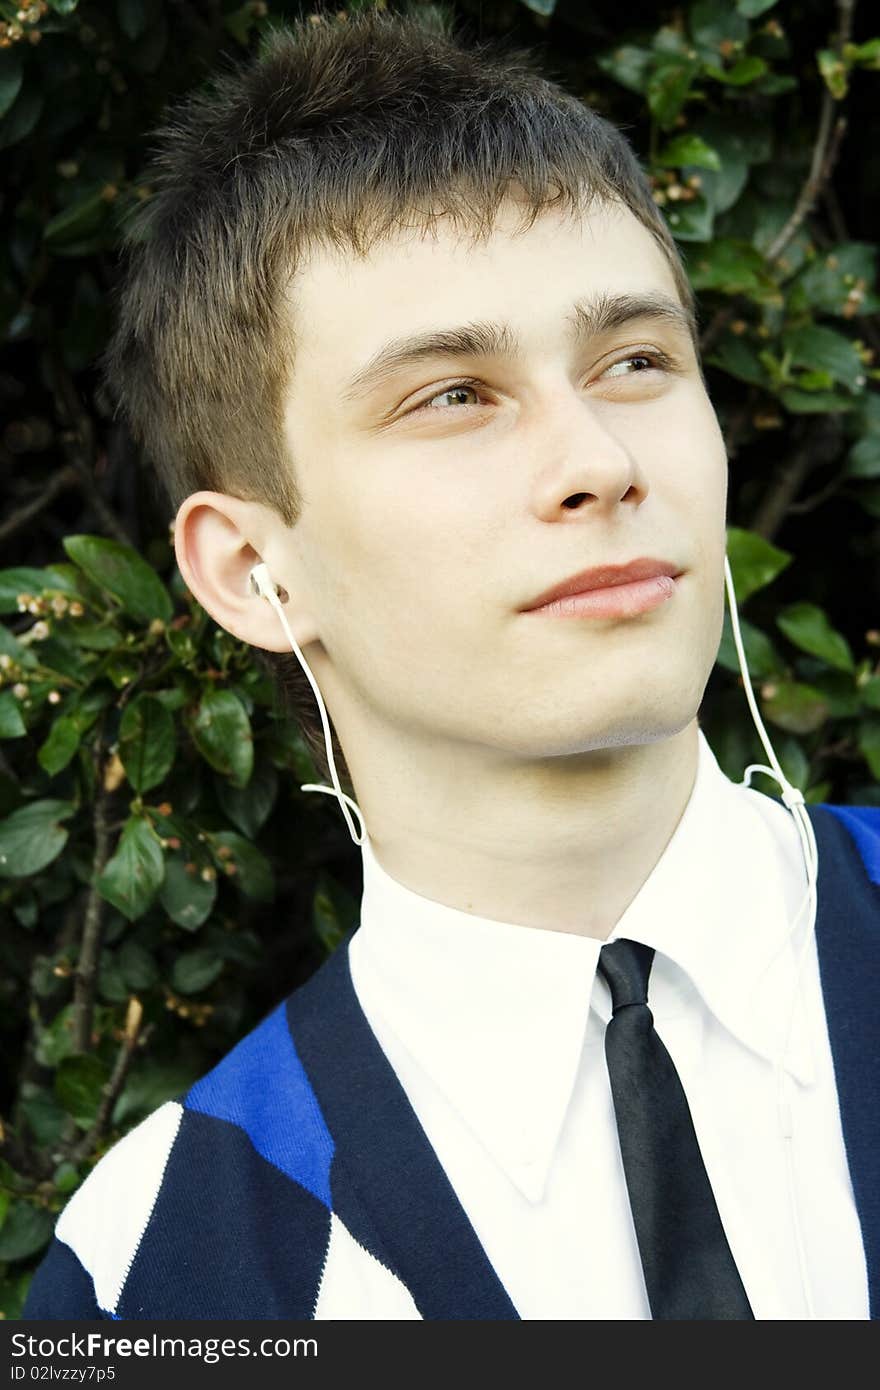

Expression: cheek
xmin=311 ymin=481 xmax=479 ymax=659
xmin=636 ymin=393 xmax=727 ymax=513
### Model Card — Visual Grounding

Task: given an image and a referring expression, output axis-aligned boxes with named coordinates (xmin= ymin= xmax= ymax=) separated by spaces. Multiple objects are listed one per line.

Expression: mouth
xmin=520 ymin=559 xmax=685 ymax=620
xmin=526 ymin=574 xmax=681 ymax=620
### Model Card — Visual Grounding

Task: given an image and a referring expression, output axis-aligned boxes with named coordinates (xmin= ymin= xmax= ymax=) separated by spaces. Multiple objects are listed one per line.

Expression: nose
xmin=530 ymin=393 xmax=648 ymax=522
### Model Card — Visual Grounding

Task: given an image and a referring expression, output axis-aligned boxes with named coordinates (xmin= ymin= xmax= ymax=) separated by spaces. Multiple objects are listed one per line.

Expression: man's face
xmin=276 ymin=195 xmax=728 ymax=766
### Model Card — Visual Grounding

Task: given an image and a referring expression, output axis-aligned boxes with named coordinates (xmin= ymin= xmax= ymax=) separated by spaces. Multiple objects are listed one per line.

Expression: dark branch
xmin=67 ymin=1004 xmax=151 ymax=1167
xmin=0 ymin=467 xmax=80 ymax=547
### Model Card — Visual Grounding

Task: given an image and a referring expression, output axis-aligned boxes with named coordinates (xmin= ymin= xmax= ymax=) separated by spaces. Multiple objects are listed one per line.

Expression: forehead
xmin=283 ymin=199 xmax=684 ymax=371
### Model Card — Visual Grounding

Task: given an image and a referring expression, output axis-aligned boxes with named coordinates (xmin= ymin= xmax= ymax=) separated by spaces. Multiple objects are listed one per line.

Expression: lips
xmin=521 ymin=558 xmax=684 ymax=612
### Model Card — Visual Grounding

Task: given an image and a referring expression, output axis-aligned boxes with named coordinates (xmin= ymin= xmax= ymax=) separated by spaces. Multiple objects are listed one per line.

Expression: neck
xmin=347 ymin=718 xmax=701 ymax=941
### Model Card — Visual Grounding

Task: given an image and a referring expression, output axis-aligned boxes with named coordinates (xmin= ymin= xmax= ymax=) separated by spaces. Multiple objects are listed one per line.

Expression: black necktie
xmin=597 ymin=938 xmax=755 ymax=1320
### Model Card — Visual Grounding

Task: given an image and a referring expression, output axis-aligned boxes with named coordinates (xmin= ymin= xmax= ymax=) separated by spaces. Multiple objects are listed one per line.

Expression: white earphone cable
xmin=248 ymin=562 xmax=366 ymax=846
xmin=723 ymin=554 xmax=818 ymax=1320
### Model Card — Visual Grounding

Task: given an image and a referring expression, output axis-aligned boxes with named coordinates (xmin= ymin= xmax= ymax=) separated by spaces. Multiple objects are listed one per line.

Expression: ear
xmin=172 ymin=491 xmax=321 ymax=653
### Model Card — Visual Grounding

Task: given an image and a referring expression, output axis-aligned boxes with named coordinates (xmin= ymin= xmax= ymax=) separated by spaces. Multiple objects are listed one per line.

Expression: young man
xmin=24 ymin=7 xmax=878 ymax=1320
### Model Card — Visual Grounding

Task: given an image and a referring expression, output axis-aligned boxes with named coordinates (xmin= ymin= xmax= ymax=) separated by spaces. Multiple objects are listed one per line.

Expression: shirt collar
xmin=350 ymin=726 xmax=816 ymax=1204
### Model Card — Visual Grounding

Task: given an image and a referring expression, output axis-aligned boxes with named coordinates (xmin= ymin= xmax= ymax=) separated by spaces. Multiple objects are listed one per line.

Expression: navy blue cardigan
xmin=22 ymin=802 xmax=880 ymax=1320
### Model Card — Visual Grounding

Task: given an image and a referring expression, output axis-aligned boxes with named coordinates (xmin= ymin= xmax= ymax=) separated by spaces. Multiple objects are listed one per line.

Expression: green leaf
xmin=205 ymin=924 xmax=262 ymax=969
xmin=43 ymin=187 xmax=111 ymax=249
xmin=690 ymin=0 xmax=749 ymax=47
xmin=209 ymin=831 xmax=275 ymax=902
xmin=53 ymin=1162 xmax=82 ymax=1195
xmin=96 ymin=815 xmax=165 ymax=921
xmin=0 ymin=49 xmax=23 ymax=121
xmin=708 ymin=337 xmax=770 ymax=388
xmin=858 ymin=718 xmax=880 ymax=780
xmin=736 ymin=0 xmax=779 ymax=15
xmin=312 ymin=870 xmax=359 ymax=956
xmin=689 ymin=238 xmax=779 ymax=299
xmin=861 ymin=676 xmax=880 ymax=710
xmin=782 ymin=325 xmax=866 ymax=390
xmin=263 ymin=723 xmax=318 ymax=782
xmin=37 ymin=715 xmax=82 ymax=776
xmin=67 ymin=688 xmax=112 ymax=736
xmin=748 ymin=735 xmax=810 ymax=798
xmin=665 ymin=194 xmax=714 ymax=243
xmin=846 ymin=436 xmax=880 ymax=478
xmin=808 ymin=669 xmax=860 ymax=719
xmin=98 ymin=953 xmax=130 ymax=1003
xmin=845 ymin=37 xmax=880 ymax=68
xmin=779 ymin=388 xmax=855 ymax=414
xmin=63 ymin=535 xmax=173 ymax=624
xmin=112 ymin=1060 xmax=201 ymax=1126
xmin=697 ymin=112 xmax=773 ymax=168
xmin=55 ymin=1054 xmax=110 ymax=1130
xmin=171 ymin=947 xmax=224 ymax=995
xmin=761 ymin=680 xmax=830 ymax=734
xmin=0 ymin=799 xmax=75 ymax=879
xmin=791 ymin=243 xmax=879 ymax=317
xmin=656 ymin=134 xmax=722 ymax=171
xmin=20 ymin=1089 xmax=66 ymax=1146
xmin=716 ymin=613 xmax=784 ymax=678
xmin=0 ymin=623 xmax=35 ymax=671
xmin=0 ymin=1268 xmax=31 ymax=1320
xmin=34 ymin=1005 xmax=77 ymax=1068
xmin=695 ymin=158 xmax=749 ymax=218
xmin=105 ymin=656 xmax=140 ymax=689
xmin=0 ymin=691 xmax=27 ymax=740
xmin=647 ymin=56 xmax=701 ymax=128
xmin=0 ymin=564 xmax=83 ymax=615
xmin=0 ymin=83 xmax=42 ymax=152
xmin=705 ymin=56 xmax=768 ymax=85
xmin=56 ymin=620 xmax=116 ymax=654
xmin=189 ymin=689 xmax=254 ymax=788
xmin=776 ymin=603 xmax=855 ymax=672
xmin=119 ymin=694 xmax=176 ymax=793
xmin=0 ymin=1202 xmax=54 ymax=1263
xmin=215 ymin=756 xmax=279 ymax=839
xmin=817 ymin=47 xmax=848 ymax=99
xmin=596 ymin=44 xmax=653 ymax=95
xmin=795 ymin=369 xmax=834 ymax=391
xmin=117 ymin=940 xmax=160 ymax=991
xmin=725 ymin=527 xmax=792 ymax=604
xmin=688 ymin=114 xmax=768 ymax=217
xmin=158 ymin=851 xmax=217 ymax=931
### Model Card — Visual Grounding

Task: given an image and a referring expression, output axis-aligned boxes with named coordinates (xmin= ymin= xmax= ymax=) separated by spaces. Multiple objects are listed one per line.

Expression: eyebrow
xmin=340 ymin=291 xmax=696 ymax=404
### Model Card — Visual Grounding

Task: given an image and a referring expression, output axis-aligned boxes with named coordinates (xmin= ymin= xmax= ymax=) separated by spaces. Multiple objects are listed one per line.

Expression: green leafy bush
xmin=1 ymin=0 xmax=878 ymax=1316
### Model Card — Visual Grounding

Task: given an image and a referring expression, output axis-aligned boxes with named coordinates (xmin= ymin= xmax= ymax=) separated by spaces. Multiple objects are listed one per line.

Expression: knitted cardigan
xmin=22 ymin=802 xmax=880 ymax=1321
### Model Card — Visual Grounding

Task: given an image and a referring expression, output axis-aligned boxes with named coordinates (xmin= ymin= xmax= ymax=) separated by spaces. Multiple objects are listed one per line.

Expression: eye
xmin=415 ymin=380 xmax=483 ymax=412
xmin=601 ymin=352 xmax=667 ymax=378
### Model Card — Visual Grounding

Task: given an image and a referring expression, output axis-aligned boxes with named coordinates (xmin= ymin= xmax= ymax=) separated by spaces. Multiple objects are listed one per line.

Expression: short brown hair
xmin=98 ymin=3 xmax=696 ymax=792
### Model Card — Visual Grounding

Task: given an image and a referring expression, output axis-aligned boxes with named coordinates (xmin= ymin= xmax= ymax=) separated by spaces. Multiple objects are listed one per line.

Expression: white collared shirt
xmin=347 ymin=726 xmax=870 ymax=1319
